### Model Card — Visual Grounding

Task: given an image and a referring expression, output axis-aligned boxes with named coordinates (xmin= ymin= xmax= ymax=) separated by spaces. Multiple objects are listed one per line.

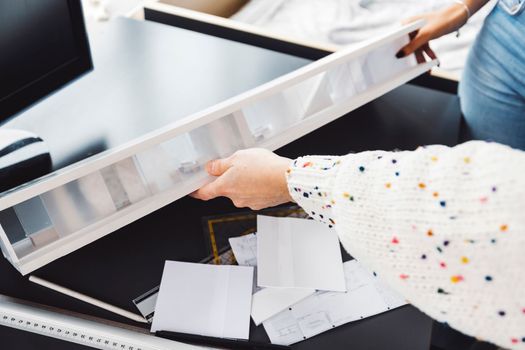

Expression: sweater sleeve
xmin=286 ymin=141 xmax=525 ymax=350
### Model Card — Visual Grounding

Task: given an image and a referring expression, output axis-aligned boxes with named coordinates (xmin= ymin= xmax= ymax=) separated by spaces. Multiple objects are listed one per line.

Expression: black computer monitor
xmin=0 ymin=0 xmax=92 ymax=122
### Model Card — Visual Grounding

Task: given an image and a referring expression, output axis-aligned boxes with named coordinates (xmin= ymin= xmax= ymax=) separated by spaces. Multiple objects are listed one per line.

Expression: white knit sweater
xmin=286 ymin=141 xmax=525 ymax=349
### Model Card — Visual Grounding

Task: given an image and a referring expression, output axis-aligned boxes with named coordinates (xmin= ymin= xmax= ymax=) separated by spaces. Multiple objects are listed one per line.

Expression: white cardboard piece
xmin=257 ymin=216 xmax=346 ymax=292
xmin=228 ymin=232 xmax=316 ymax=325
xmin=151 ymin=261 xmax=254 ymax=340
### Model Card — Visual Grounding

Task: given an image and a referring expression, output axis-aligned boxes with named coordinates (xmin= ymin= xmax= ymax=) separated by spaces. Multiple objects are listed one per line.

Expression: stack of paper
xmin=229 ymin=216 xmax=347 ymax=326
xmin=230 ymin=233 xmax=316 ymax=326
xmin=148 ymin=216 xmax=406 ymax=345
xmin=151 ymin=261 xmax=254 ymax=340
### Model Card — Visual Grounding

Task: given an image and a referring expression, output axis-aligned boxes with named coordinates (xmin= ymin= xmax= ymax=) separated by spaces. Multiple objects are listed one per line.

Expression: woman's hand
xmin=191 ymin=149 xmax=293 ymax=210
xmin=397 ymin=4 xmax=471 ymax=63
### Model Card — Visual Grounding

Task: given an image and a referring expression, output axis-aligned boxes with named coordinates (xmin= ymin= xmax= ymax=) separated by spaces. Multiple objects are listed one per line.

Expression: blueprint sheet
xmin=229 ymin=233 xmax=258 ymax=267
xmin=262 ymin=260 xmax=407 ymax=345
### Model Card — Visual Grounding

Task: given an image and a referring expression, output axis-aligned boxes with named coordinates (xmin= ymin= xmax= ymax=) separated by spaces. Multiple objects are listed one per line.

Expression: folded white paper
xmin=151 ymin=261 xmax=254 ymax=340
xmin=251 ymin=287 xmax=315 ymax=326
xmin=257 ymin=216 xmax=346 ymax=292
xmin=263 ymin=260 xmax=407 ymax=345
xmin=229 ymin=233 xmax=315 ymax=324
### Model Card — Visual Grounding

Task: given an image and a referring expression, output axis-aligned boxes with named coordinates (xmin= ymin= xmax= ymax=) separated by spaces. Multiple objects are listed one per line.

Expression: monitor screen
xmin=0 ymin=0 xmax=92 ymax=122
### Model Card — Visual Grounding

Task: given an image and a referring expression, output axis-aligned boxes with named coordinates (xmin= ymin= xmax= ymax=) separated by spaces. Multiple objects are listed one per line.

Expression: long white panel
xmin=0 ymin=20 xmax=437 ymax=274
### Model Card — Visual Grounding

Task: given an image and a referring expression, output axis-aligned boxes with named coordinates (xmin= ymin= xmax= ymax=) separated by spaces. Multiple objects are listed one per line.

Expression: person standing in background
xmin=397 ymin=0 xmax=525 ymax=150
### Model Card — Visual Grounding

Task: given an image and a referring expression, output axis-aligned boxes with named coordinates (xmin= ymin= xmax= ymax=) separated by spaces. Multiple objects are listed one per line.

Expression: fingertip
xmin=191 ymin=182 xmax=215 ymax=200
xmin=189 ymin=189 xmax=203 ymax=200
xmin=396 ymin=50 xmax=405 ymax=59
xmin=207 ymin=157 xmax=234 ymax=176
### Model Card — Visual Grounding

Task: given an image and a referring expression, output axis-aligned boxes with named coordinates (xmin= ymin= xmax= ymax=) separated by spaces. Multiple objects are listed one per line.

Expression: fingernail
xmin=396 ymin=50 xmax=405 ymax=58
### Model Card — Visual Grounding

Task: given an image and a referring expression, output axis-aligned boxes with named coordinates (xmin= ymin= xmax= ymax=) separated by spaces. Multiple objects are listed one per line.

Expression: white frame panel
xmin=0 ymin=20 xmax=437 ymax=275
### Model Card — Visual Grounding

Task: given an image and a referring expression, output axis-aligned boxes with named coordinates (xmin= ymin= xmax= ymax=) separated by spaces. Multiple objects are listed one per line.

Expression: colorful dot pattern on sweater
xmin=285 ymin=158 xmax=343 ymax=228
xmin=285 ymin=143 xmax=525 ymax=349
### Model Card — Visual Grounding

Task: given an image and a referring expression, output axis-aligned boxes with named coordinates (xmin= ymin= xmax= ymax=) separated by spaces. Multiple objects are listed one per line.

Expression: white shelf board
xmin=0 ymin=20 xmax=425 ymax=211
xmin=0 ymin=20 xmax=438 ymax=275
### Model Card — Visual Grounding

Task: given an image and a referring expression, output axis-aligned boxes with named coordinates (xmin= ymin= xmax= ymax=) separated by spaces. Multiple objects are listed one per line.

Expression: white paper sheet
xmin=251 ymin=287 xmax=315 ymax=326
xmin=257 ymin=216 xmax=346 ymax=292
xmin=151 ymin=261 xmax=254 ymax=340
xmin=262 ymin=260 xmax=407 ymax=345
xmin=228 ymin=232 xmax=316 ymax=325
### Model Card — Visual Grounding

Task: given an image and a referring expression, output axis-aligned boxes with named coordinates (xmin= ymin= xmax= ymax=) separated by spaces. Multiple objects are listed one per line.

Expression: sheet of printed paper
xmin=151 ymin=261 xmax=254 ymax=340
xmin=229 ymin=233 xmax=258 ymax=267
xmin=229 ymin=233 xmax=261 ymax=294
xmin=262 ymin=260 xmax=407 ymax=345
xmin=229 ymin=232 xmax=316 ymax=325
xmin=257 ymin=216 xmax=346 ymax=292
xmin=251 ymin=287 xmax=315 ymax=326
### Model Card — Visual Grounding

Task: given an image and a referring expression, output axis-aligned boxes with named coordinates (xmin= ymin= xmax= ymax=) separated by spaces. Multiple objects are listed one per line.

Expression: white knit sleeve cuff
xmin=286 ymin=155 xmax=344 ymax=227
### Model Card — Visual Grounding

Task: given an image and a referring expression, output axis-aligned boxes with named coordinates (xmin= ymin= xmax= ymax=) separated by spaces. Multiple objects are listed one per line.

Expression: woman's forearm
xmin=435 ymin=0 xmax=492 ymax=34
xmin=465 ymin=0 xmax=492 ymax=15
xmin=397 ymin=0 xmax=493 ymax=58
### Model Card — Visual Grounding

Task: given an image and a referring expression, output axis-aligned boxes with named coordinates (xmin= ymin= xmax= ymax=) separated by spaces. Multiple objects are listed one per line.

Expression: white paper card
xmin=151 ymin=261 xmax=254 ymax=340
xmin=251 ymin=287 xmax=315 ymax=326
xmin=229 ymin=233 xmax=258 ymax=267
xmin=229 ymin=232 xmax=316 ymax=325
xmin=263 ymin=260 xmax=407 ymax=345
xmin=257 ymin=216 xmax=346 ymax=292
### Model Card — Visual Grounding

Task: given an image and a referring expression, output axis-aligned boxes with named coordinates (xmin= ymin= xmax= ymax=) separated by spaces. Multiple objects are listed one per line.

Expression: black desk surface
xmin=4 ymin=17 xmax=310 ymax=170
xmin=0 ymin=17 xmax=462 ymax=350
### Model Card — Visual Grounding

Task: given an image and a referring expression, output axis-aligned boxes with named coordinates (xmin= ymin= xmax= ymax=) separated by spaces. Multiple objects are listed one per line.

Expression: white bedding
xmin=232 ymin=0 xmax=497 ymax=75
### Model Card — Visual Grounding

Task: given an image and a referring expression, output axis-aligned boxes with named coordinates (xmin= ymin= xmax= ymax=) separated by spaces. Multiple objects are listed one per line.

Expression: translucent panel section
xmin=13 ymin=197 xmax=53 ymax=237
xmin=40 ymin=172 xmax=117 ymax=238
xmin=325 ymin=41 xmax=415 ymax=104
xmin=100 ymin=157 xmax=150 ymax=210
xmin=189 ymin=114 xmax=246 ymax=159
xmin=361 ymin=37 xmax=415 ymax=85
xmin=2 ymin=197 xmax=58 ymax=258
xmin=135 ymin=141 xmax=183 ymax=194
xmin=298 ymin=73 xmax=333 ymax=119
xmin=0 ymin=158 xmax=152 ymax=259
xmin=326 ymin=57 xmax=369 ymax=103
xmin=136 ymin=113 xmax=248 ymax=193
xmin=243 ymin=40 xmax=417 ymax=145
xmin=243 ymin=72 xmax=333 ymax=141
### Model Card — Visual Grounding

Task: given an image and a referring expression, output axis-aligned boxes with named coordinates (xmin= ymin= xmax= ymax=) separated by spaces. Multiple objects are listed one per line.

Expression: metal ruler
xmin=0 ymin=294 xmax=204 ymax=350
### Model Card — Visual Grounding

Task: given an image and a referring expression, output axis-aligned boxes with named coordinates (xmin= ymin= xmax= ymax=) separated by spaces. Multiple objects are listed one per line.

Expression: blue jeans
xmin=458 ymin=0 xmax=525 ymax=150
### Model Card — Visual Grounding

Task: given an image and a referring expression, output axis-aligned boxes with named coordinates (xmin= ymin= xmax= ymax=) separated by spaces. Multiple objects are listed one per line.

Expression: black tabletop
xmin=0 ymin=16 xmax=463 ymax=350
